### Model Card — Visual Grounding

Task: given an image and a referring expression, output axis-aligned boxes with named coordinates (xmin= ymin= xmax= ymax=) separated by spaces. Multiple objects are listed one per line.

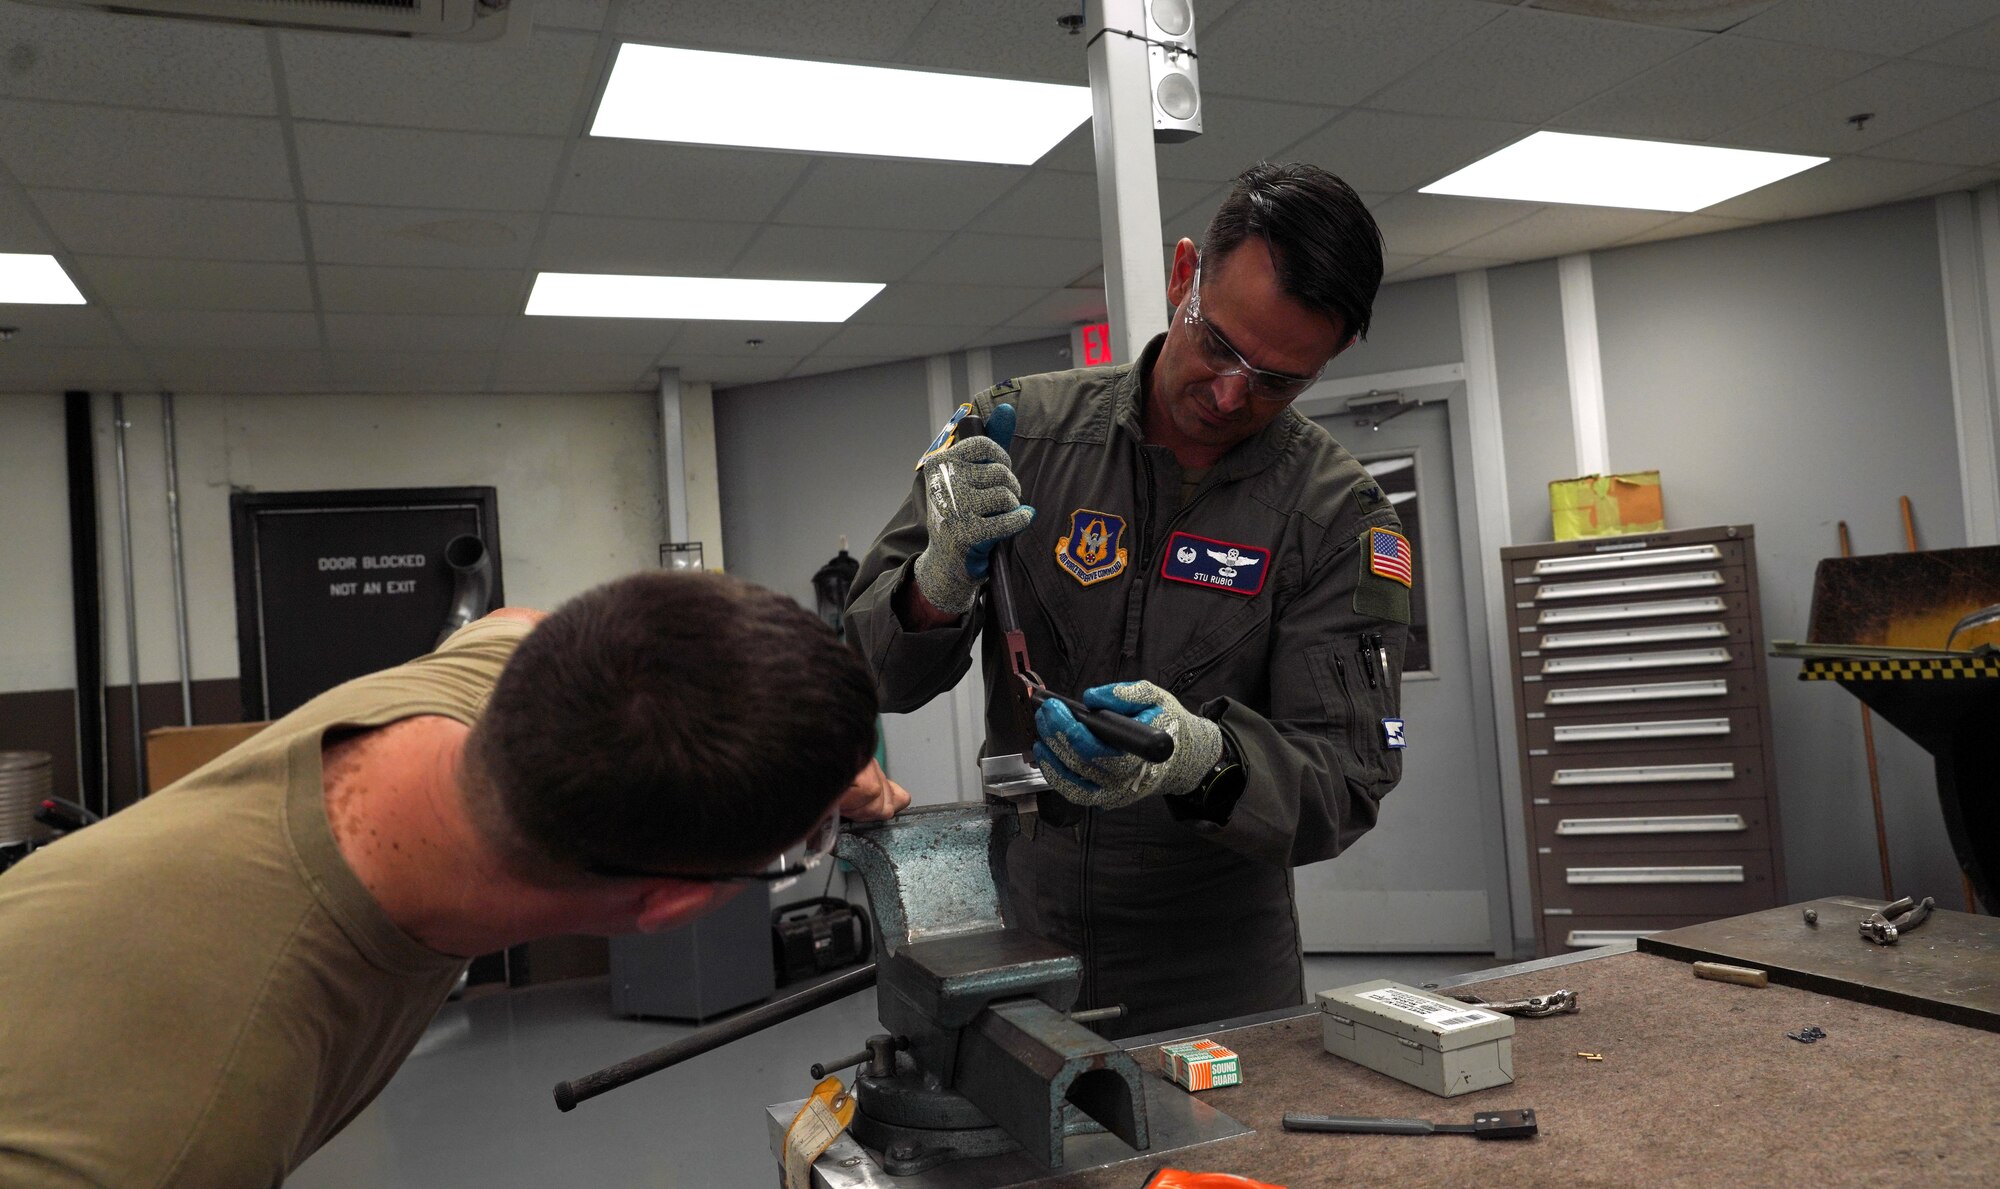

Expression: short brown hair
xmin=464 ymin=571 xmax=877 ymax=879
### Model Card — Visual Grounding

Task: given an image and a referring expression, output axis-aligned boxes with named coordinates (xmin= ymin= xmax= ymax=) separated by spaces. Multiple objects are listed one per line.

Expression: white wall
xmin=0 ymin=392 xmax=662 ymax=691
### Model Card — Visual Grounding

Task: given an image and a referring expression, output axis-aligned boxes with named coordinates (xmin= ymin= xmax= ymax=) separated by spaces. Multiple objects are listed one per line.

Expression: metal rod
xmin=111 ymin=393 xmax=148 ymax=802
xmin=64 ymin=392 xmax=108 ymax=819
xmin=1839 ymin=521 xmax=1894 ymax=900
xmin=553 ymin=961 xmax=877 ymax=1112
xmin=162 ymin=393 xmax=193 ymax=726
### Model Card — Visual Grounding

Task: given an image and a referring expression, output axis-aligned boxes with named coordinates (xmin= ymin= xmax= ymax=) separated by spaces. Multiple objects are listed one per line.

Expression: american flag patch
xmin=1369 ymin=527 xmax=1413 ymax=588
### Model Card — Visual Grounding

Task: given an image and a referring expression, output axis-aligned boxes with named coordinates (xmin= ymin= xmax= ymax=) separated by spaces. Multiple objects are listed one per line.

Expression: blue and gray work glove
xmin=1033 ymin=681 xmax=1224 ymax=810
xmin=912 ymin=403 xmax=1035 ymax=615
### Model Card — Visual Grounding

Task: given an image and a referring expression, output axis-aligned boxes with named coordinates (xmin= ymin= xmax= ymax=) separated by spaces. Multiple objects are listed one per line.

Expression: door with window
xmin=1293 ymin=387 xmax=1499 ymax=952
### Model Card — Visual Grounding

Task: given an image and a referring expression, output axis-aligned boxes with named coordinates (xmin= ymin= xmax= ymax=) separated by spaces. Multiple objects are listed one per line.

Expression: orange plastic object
xmin=1143 ymin=1170 xmax=1286 ymax=1189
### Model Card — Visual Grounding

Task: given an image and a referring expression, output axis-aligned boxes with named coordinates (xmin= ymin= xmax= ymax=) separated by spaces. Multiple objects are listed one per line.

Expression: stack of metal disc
xmin=0 ymin=751 xmax=54 ymax=847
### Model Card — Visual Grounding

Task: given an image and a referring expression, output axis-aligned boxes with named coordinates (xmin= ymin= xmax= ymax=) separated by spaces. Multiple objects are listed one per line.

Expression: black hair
xmin=463 ymin=571 xmax=877 ymax=879
xmin=1201 ymin=161 xmax=1385 ymax=341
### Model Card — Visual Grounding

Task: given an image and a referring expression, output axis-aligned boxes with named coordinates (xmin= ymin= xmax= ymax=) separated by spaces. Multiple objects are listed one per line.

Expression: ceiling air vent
xmin=20 ymin=0 xmax=508 ymax=41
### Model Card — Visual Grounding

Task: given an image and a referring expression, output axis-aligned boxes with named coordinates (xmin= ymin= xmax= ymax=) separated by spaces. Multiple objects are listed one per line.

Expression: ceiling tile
xmin=1729 ymin=0 xmax=1998 ymax=57
xmin=1865 ymin=100 xmax=2000 ymax=167
xmin=1603 ymin=212 xmax=1761 ymax=248
xmin=557 ymin=142 xmax=812 ymax=223
xmin=294 ymin=124 xmax=564 ymax=210
xmin=1197 ymin=0 xmax=1504 ymax=107
xmin=323 ymin=313 xmax=507 ymax=352
xmin=898 ymin=0 xmax=1093 ymax=83
xmin=1159 ymin=178 xmax=1226 ymax=231
xmin=142 ymin=349 xmax=333 ymax=393
xmin=534 ymin=0 xmax=609 ymax=31
xmin=968 ymin=326 xmax=1074 ymax=350
xmin=907 ymin=233 xmax=1100 ymax=289
xmin=785 ymin=354 xmax=905 ymax=381
xmin=676 ymin=353 xmax=812 ymax=386
xmin=279 ymin=29 xmax=600 ymax=136
xmin=971 ymin=170 xmax=1101 ymax=240
xmin=327 ymin=350 xmax=493 ymax=391
xmin=0 ymin=6 xmax=276 ymax=115
xmin=773 ymin=159 xmax=1024 ymax=230
xmin=1910 ymin=14 xmax=2000 ymax=70
xmin=1156 ymin=97 xmax=1346 ymax=181
xmin=116 ymin=309 xmax=322 ymax=350
xmin=0 ymin=102 xmax=293 ymax=199
xmin=669 ymin=321 xmax=841 ymax=356
xmin=1367 ymin=192 xmax=1542 ymax=255
xmin=730 ymin=225 xmax=948 ymax=282
xmin=503 ymin=315 xmax=682 ymax=354
xmin=1452 ymin=206 xmax=1679 ymax=260
xmin=1722 ymin=60 xmax=2000 ymax=156
xmin=537 ymin=214 xmax=757 ymax=274
xmin=0 ymin=186 xmax=56 ymax=253
xmin=1525 ymin=0 xmax=1784 ymax=32
xmin=0 ymin=345 xmax=155 ymax=391
xmin=307 ymin=205 xmax=539 ymax=268
xmin=33 ymin=191 xmax=304 ymax=261
xmin=1368 ymin=8 xmax=1705 ymax=123
xmin=1900 ymin=166 xmax=2000 ymax=199
xmin=1004 ymin=287 xmax=1110 ymax=331
xmin=1703 ymin=155 xmax=1966 ymax=220
xmin=616 ymin=0 xmax=935 ymax=61
xmin=71 ymin=257 xmax=313 ymax=310
xmin=487 ymin=352 xmax=655 ymax=393
xmin=1552 ymin=35 xmax=1875 ymax=141
xmin=0 ymin=304 xmax=130 ymax=348
xmin=818 ymin=323 xmax=989 ymax=358
xmin=1286 ymin=110 xmax=1533 ymax=193
xmin=316 ymin=266 xmax=527 ymax=315
xmin=848 ymin=283 xmax=1046 ymax=327
xmin=1385 ymin=254 xmax=1514 ymax=281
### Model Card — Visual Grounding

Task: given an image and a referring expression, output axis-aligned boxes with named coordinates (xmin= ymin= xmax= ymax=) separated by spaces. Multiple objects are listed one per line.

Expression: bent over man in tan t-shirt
xmin=0 ymin=571 xmax=903 ymax=1187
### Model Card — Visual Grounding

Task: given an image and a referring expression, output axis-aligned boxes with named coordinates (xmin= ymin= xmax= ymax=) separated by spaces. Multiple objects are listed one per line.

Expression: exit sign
xmin=1079 ymin=322 xmax=1113 ymax=367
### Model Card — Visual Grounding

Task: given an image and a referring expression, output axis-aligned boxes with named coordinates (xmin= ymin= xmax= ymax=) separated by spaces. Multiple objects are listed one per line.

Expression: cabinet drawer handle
xmin=1540 ymin=622 xmax=1728 ymax=650
xmin=1552 ymin=718 xmax=1731 ymax=744
xmin=1567 ymin=865 xmax=1745 ymax=885
xmin=1557 ymin=814 xmax=1747 ymax=835
xmin=1542 ymin=647 xmax=1730 ymax=676
xmin=1532 ymin=545 xmax=1722 ymax=576
xmin=1546 ymin=678 xmax=1729 ymax=705
xmin=1565 ymin=929 xmax=1658 ymax=947
xmin=1537 ymin=596 xmax=1726 ymax=626
xmin=1553 ymin=762 xmax=1736 ymax=786
xmin=1534 ymin=571 xmax=1724 ymax=601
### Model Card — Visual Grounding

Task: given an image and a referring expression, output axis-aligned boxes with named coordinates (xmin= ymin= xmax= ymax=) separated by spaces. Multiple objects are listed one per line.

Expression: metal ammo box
xmin=1316 ymin=979 xmax=1515 ymax=1098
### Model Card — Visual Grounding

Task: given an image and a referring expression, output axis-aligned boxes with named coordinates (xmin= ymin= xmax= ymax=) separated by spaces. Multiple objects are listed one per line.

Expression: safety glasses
xmin=585 ymin=808 xmax=840 ymax=888
xmin=1180 ymin=259 xmax=1326 ymax=404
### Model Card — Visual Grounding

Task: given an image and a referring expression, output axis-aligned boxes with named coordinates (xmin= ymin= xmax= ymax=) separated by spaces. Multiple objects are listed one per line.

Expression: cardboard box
xmin=145 ymin=722 xmax=269 ymax=794
xmin=1550 ymin=471 xmax=1665 ymax=541
xmin=1157 ymin=1038 xmax=1242 ymax=1091
xmin=1317 ymin=980 xmax=1514 ymax=1098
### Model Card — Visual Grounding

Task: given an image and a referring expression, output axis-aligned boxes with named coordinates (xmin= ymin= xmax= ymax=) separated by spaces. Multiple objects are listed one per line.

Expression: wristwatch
xmin=1165 ymin=726 xmax=1246 ymax=826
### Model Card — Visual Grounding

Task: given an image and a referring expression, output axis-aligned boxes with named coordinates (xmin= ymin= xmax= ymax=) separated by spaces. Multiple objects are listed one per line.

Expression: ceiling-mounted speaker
xmin=1146 ymin=0 xmax=1201 ymax=143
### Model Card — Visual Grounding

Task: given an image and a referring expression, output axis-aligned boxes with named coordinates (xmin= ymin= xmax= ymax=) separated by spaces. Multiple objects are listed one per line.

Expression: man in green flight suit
xmin=846 ymin=162 xmax=1413 ymax=1037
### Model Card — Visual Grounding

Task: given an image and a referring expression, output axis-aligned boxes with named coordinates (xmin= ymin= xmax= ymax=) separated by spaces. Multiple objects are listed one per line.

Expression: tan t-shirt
xmin=0 ymin=616 xmax=529 ymax=1188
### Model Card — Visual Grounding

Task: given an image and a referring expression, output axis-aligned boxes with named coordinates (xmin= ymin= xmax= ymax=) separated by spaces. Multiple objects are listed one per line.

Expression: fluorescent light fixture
xmin=1421 ymin=131 xmax=1826 ymax=212
xmin=525 ymin=272 xmax=883 ymax=321
xmin=592 ymin=43 xmax=1092 ymax=165
xmin=0 ymin=253 xmax=86 ymax=304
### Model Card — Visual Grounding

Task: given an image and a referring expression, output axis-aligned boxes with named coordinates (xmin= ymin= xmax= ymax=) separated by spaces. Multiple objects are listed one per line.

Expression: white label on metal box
xmin=1352 ymin=988 xmax=1502 ymax=1031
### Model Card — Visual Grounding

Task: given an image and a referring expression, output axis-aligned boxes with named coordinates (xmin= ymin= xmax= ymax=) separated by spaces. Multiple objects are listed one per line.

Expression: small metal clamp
xmin=1453 ymin=989 xmax=1579 ymax=1018
xmin=1786 ymin=1026 xmax=1827 ymax=1044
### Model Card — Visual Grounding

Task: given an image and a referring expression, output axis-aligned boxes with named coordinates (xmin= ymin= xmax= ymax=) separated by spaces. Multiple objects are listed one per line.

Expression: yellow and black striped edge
xmin=1801 ymin=656 xmax=2000 ymax=681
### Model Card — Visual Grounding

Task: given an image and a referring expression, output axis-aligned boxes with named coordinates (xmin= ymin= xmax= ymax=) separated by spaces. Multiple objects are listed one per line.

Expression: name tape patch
xmin=1160 ymin=531 xmax=1270 ymax=597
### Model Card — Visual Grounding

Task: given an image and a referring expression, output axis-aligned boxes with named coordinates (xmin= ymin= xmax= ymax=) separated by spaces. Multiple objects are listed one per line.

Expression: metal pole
xmin=111 ymin=393 xmax=149 ymax=801
xmin=1087 ymin=0 xmax=1170 ymax=364
xmin=162 ymin=393 xmax=193 ymax=726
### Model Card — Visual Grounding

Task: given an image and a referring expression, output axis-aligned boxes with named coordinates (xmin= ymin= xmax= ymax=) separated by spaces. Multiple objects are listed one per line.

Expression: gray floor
xmin=290 ymin=952 xmax=1498 ymax=1188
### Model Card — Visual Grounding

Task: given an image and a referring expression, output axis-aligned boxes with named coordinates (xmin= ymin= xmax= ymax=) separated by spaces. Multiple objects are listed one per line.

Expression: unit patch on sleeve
xmin=914 ymin=403 xmax=973 ymax=470
xmin=1160 ymin=531 xmax=1270 ymax=597
xmin=1056 ymin=508 xmax=1129 ymax=586
xmin=1354 ymin=525 xmax=1414 ymax=624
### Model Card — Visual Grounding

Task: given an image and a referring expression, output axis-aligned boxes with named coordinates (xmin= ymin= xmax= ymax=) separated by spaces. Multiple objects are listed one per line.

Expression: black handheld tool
xmin=1283 ymin=1109 xmax=1538 ymax=1139
xmin=957 ymin=413 xmax=1174 ymax=765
